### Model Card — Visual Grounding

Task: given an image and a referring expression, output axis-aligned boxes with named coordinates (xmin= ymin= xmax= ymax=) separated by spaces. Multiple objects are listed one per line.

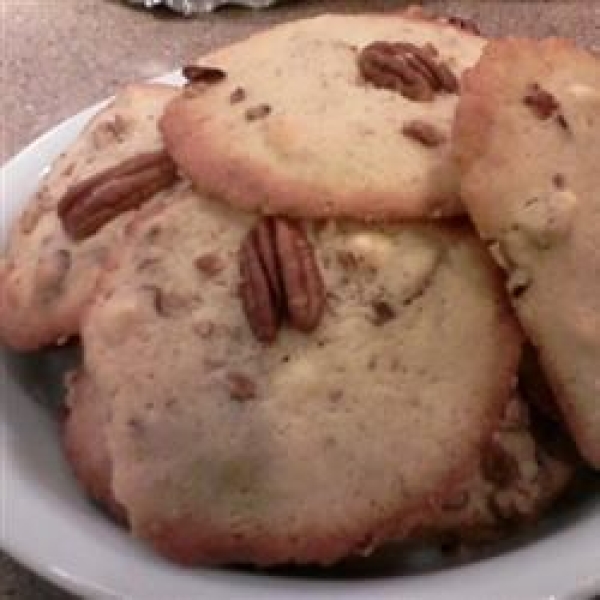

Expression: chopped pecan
xmin=245 ymin=104 xmax=271 ymax=121
xmin=227 ymin=372 xmax=257 ymax=401
xmin=553 ymin=173 xmax=566 ymax=189
xmin=358 ymin=41 xmax=458 ymax=101
xmin=402 ymin=120 xmax=447 ymax=147
xmin=371 ymin=300 xmax=396 ymax=326
xmin=182 ymin=64 xmax=226 ymax=84
xmin=230 ymin=87 xmax=246 ymax=104
xmin=195 ymin=253 xmax=224 ymax=276
xmin=58 ymin=150 xmax=177 ymax=241
xmin=523 ymin=83 xmax=559 ymax=119
xmin=239 ymin=217 xmax=326 ymax=342
xmin=447 ymin=15 xmax=481 ymax=35
xmin=481 ymin=440 xmax=520 ymax=488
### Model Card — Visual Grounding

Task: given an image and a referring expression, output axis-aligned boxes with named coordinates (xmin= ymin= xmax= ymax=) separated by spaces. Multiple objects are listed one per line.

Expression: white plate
xmin=1 ymin=73 xmax=599 ymax=600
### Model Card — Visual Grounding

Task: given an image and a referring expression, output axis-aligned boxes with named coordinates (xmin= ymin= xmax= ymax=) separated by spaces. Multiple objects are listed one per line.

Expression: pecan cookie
xmin=0 ymin=84 xmax=179 ymax=350
xmin=453 ymin=38 xmax=600 ymax=468
xmin=160 ymin=11 xmax=484 ymax=221
xmin=79 ymin=185 xmax=521 ymax=566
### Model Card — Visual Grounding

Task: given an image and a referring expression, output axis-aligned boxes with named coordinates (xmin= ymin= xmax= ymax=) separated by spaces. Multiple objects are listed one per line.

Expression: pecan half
xmin=358 ymin=41 xmax=458 ymax=101
xmin=239 ymin=217 xmax=325 ymax=342
xmin=523 ymin=83 xmax=559 ymax=119
xmin=58 ymin=150 xmax=177 ymax=241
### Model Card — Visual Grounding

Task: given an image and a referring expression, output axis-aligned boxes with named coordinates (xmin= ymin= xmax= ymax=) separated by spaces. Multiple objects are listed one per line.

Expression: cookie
xmin=423 ymin=394 xmax=577 ymax=545
xmin=160 ymin=12 xmax=485 ymax=221
xmin=453 ymin=38 xmax=600 ymax=467
xmin=80 ymin=185 xmax=521 ymax=566
xmin=0 ymin=83 xmax=179 ymax=350
xmin=62 ymin=370 xmax=126 ymax=523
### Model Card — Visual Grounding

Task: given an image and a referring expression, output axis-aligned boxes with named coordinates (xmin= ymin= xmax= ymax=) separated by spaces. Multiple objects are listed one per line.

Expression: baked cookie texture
xmin=62 ymin=371 xmax=126 ymax=523
xmin=160 ymin=12 xmax=485 ymax=221
xmin=0 ymin=83 xmax=179 ymax=350
xmin=425 ymin=394 xmax=577 ymax=544
xmin=80 ymin=185 xmax=521 ymax=566
xmin=453 ymin=38 xmax=600 ymax=468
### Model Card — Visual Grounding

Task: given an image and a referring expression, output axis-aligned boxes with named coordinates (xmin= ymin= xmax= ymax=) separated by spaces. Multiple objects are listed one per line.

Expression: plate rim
xmin=1 ymin=73 xmax=599 ymax=600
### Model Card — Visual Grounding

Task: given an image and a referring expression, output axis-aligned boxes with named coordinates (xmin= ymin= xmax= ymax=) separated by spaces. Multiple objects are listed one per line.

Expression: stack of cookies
xmin=2 ymin=7 xmax=598 ymax=567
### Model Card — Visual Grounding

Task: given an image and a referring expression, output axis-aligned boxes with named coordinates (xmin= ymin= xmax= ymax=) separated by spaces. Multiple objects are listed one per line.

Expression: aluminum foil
xmin=128 ymin=0 xmax=278 ymax=14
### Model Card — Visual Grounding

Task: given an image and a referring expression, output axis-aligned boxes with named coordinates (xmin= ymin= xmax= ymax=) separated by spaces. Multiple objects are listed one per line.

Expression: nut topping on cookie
xmin=447 ymin=16 xmax=481 ymax=35
xmin=195 ymin=253 xmax=224 ymax=276
xmin=245 ymin=104 xmax=272 ymax=121
xmin=230 ymin=87 xmax=247 ymax=104
xmin=371 ymin=300 xmax=396 ymax=326
xmin=239 ymin=217 xmax=325 ymax=342
xmin=523 ymin=83 xmax=559 ymax=119
xmin=182 ymin=64 xmax=227 ymax=84
xmin=58 ymin=150 xmax=177 ymax=241
xmin=227 ymin=371 xmax=257 ymax=401
xmin=402 ymin=120 xmax=447 ymax=147
xmin=482 ymin=440 xmax=520 ymax=488
xmin=358 ymin=41 xmax=458 ymax=101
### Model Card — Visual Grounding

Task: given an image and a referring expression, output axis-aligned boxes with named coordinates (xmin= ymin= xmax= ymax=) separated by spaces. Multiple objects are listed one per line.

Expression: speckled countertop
xmin=1 ymin=1 xmax=599 ymax=598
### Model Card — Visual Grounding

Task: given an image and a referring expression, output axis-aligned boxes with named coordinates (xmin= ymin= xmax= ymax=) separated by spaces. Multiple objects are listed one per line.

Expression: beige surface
xmin=1 ymin=0 xmax=598 ymax=598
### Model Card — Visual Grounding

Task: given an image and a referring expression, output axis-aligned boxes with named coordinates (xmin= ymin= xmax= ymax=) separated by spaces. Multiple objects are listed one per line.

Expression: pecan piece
xmin=195 ymin=253 xmax=224 ymax=276
xmin=402 ymin=120 xmax=447 ymax=147
xmin=447 ymin=15 xmax=481 ymax=35
xmin=358 ymin=41 xmax=458 ymax=101
xmin=58 ymin=150 xmax=177 ymax=241
xmin=230 ymin=87 xmax=246 ymax=104
xmin=481 ymin=440 xmax=520 ymax=488
xmin=523 ymin=83 xmax=559 ymax=119
xmin=182 ymin=64 xmax=226 ymax=84
xmin=227 ymin=372 xmax=257 ymax=401
xmin=245 ymin=104 xmax=271 ymax=122
xmin=371 ymin=300 xmax=396 ymax=326
xmin=239 ymin=217 xmax=325 ymax=342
